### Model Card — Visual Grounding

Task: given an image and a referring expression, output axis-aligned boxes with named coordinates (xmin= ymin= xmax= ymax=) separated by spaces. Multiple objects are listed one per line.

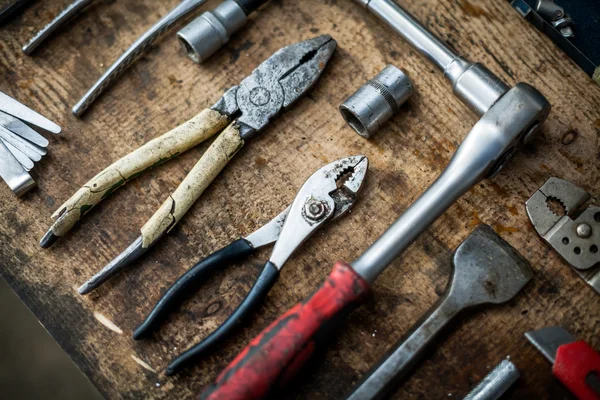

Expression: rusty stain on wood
xmin=0 ymin=0 xmax=599 ymax=399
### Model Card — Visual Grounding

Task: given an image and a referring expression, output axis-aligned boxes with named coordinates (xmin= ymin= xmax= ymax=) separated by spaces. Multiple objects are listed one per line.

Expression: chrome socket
xmin=177 ymin=0 xmax=248 ymax=64
xmin=340 ymin=65 xmax=413 ymax=138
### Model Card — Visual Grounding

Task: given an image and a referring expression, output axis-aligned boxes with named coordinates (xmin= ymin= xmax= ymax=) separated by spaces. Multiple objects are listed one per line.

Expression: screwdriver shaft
xmin=347 ymin=297 xmax=460 ymax=400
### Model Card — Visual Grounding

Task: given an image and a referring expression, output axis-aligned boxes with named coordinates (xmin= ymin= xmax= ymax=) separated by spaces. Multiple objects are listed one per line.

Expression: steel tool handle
xmin=199 ymin=261 xmax=371 ymax=400
xmin=140 ymin=123 xmax=243 ymax=247
xmin=554 ymin=341 xmax=600 ymax=400
xmin=133 ymin=238 xmax=256 ymax=340
xmin=72 ymin=0 xmax=210 ymax=116
xmin=347 ymin=296 xmax=460 ymax=400
xmin=167 ymin=261 xmax=280 ymax=376
xmin=43 ymin=109 xmax=228 ymax=247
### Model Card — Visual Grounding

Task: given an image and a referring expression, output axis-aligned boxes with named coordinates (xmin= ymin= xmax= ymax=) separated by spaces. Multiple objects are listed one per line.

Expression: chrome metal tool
xmin=22 ymin=0 xmax=95 ymax=55
xmin=340 ymin=64 xmax=413 ymax=138
xmin=0 ymin=91 xmax=61 ymax=196
xmin=41 ymin=36 xmax=336 ymax=295
xmin=136 ymin=156 xmax=368 ymax=376
xmin=511 ymin=0 xmax=598 ymax=85
xmin=337 ymin=0 xmax=552 ymax=284
xmin=346 ymin=225 xmax=532 ymax=400
xmin=535 ymin=0 xmax=575 ymax=39
xmin=72 ymin=0 xmax=211 ymax=117
xmin=526 ymin=177 xmax=600 ymax=294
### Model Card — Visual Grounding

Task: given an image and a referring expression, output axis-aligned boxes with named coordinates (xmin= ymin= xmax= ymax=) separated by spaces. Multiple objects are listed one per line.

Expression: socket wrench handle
xmin=352 ymin=83 xmax=550 ymax=284
xmin=347 ymin=297 xmax=460 ymax=400
xmin=198 ymin=262 xmax=371 ymax=400
xmin=356 ymin=0 xmax=457 ymax=71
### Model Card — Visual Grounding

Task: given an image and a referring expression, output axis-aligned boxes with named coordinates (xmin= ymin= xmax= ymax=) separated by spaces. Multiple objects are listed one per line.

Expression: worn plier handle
xmin=133 ymin=208 xmax=289 ymax=340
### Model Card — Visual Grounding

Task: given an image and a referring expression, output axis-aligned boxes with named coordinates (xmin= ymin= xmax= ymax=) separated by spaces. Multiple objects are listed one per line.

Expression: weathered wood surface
xmin=0 ymin=0 xmax=598 ymax=398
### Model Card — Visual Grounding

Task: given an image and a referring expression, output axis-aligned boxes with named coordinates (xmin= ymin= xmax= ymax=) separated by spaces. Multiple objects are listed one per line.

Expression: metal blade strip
xmin=0 ymin=141 xmax=35 ymax=196
xmin=0 ymin=110 xmax=49 ymax=147
xmin=0 ymin=126 xmax=47 ymax=161
xmin=2 ymin=139 xmax=34 ymax=171
xmin=0 ymin=92 xmax=60 ymax=134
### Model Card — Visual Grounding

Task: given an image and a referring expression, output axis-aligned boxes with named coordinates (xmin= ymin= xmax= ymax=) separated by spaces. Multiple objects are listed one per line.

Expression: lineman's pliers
xmin=41 ymin=35 xmax=337 ymax=295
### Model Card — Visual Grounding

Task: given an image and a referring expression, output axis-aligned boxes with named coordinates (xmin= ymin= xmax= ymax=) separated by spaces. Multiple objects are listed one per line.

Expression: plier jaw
xmin=526 ymin=177 xmax=600 ymax=293
xmin=526 ymin=177 xmax=591 ymax=238
xmin=269 ymin=155 xmax=368 ymax=269
xmin=329 ymin=155 xmax=369 ymax=221
xmin=212 ymin=35 xmax=337 ymax=139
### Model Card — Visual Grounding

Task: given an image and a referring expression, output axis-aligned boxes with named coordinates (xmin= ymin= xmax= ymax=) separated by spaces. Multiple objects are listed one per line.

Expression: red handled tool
xmin=200 ymin=261 xmax=370 ymax=400
xmin=526 ymin=326 xmax=600 ymax=400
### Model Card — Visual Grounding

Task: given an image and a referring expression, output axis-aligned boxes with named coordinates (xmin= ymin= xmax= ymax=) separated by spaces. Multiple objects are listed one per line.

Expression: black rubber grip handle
xmin=165 ymin=261 xmax=280 ymax=376
xmin=234 ymin=0 xmax=269 ymax=15
xmin=133 ymin=238 xmax=255 ymax=340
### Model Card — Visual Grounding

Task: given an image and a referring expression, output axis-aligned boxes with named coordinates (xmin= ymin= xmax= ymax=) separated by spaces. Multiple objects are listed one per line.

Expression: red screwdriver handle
xmin=200 ymin=261 xmax=371 ymax=400
xmin=554 ymin=341 xmax=600 ymax=400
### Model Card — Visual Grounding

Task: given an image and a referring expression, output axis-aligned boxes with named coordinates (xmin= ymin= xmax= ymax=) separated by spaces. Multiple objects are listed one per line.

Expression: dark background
xmin=0 ymin=278 xmax=103 ymax=399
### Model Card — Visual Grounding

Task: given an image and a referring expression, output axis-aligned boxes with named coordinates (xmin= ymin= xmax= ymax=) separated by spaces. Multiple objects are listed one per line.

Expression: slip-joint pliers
xmin=40 ymin=35 xmax=337 ymax=295
xmin=134 ymin=155 xmax=368 ymax=375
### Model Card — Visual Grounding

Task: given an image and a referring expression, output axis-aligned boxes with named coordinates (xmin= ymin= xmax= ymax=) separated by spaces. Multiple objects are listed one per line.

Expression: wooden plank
xmin=0 ymin=0 xmax=598 ymax=398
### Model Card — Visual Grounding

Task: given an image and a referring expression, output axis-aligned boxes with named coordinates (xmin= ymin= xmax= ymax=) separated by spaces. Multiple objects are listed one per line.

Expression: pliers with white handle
xmin=40 ymin=35 xmax=337 ymax=295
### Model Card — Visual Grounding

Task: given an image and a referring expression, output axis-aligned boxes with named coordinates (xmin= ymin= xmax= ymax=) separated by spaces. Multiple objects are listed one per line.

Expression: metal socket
xmin=340 ymin=65 xmax=413 ymax=138
xmin=177 ymin=0 xmax=247 ymax=64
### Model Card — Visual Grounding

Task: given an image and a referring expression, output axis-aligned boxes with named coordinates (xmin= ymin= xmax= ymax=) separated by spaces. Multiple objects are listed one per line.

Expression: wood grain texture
xmin=0 ymin=0 xmax=598 ymax=399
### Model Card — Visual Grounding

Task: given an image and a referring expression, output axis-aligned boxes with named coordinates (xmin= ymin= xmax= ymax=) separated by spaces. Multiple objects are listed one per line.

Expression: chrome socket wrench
xmin=351 ymin=0 xmax=551 ymax=283
xmin=347 ymin=225 xmax=532 ymax=400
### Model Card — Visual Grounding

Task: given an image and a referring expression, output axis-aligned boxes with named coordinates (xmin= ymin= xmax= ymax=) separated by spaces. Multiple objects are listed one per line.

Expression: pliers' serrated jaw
xmin=255 ymin=35 xmax=335 ymax=83
xmin=302 ymin=155 xmax=368 ymax=198
xmin=341 ymin=156 xmax=368 ymax=196
xmin=279 ymin=37 xmax=337 ymax=108
xmin=526 ymin=177 xmax=591 ymax=236
xmin=317 ymin=155 xmax=368 ymax=221
xmin=227 ymin=35 xmax=336 ymax=136
xmin=267 ymin=155 xmax=368 ymax=269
